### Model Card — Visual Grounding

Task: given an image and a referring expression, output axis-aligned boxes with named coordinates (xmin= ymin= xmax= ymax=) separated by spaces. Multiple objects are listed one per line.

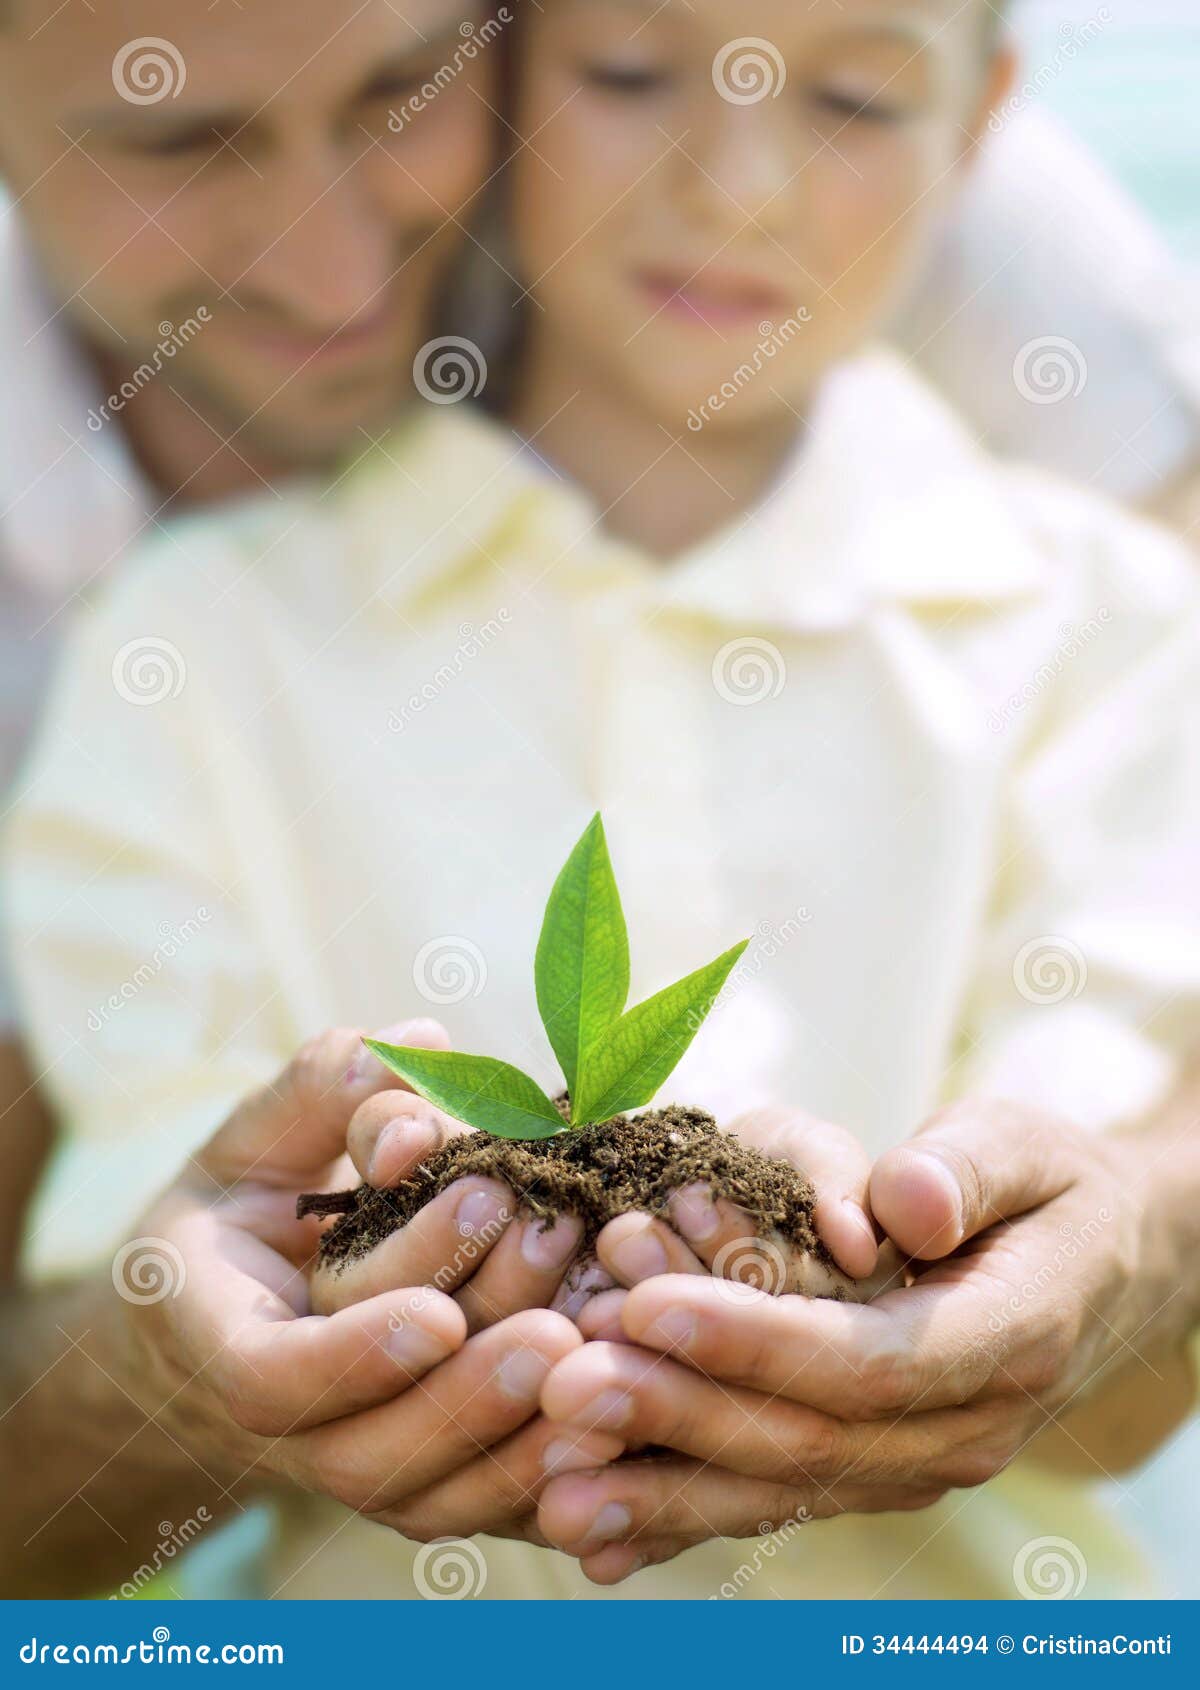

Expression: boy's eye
xmin=810 ymin=86 xmax=905 ymax=125
xmin=580 ymin=61 xmax=671 ymax=96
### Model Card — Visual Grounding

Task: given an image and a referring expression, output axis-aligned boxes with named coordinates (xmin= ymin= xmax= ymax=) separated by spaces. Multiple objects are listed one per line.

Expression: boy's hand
xmin=536 ymin=1098 xmax=1200 ymax=1582
xmin=307 ymin=1099 xmax=892 ymax=1559
xmin=575 ymin=1107 xmax=899 ymax=1341
xmin=310 ymin=1074 xmax=586 ymax=1333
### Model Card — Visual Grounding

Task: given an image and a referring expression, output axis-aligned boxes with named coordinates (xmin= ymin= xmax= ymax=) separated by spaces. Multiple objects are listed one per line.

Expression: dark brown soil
xmin=299 ymin=1104 xmax=829 ymax=1272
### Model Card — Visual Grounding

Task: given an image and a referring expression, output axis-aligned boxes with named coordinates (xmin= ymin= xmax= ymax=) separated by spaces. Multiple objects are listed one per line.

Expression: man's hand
xmin=131 ymin=1022 xmax=623 ymax=1543
xmin=535 ymin=1098 xmax=1200 ymax=1584
xmin=301 ymin=1054 xmax=623 ymax=1546
xmin=1 ymin=1021 xmax=611 ymax=1595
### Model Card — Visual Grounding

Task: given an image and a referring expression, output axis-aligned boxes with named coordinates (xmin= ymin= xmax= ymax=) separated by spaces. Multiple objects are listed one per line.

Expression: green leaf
xmin=571 ymin=940 xmax=749 ymax=1126
xmin=535 ymin=814 xmax=630 ymax=1098
xmin=362 ymin=1041 xmax=565 ymax=1142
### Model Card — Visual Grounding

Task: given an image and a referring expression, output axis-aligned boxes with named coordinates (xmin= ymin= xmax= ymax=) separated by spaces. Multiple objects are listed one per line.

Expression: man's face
xmin=0 ymin=0 xmax=495 ymax=463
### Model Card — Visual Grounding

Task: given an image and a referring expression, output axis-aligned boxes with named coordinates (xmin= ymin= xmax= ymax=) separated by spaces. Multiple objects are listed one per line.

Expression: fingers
xmin=577 ymin=1288 xmax=631 ymax=1341
xmin=550 ymin=1258 xmax=617 ymax=1322
xmin=595 ymin=1202 xmax=876 ymax=1304
xmin=310 ymin=1177 xmax=516 ymax=1316
xmin=380 ymin=1418 xmax=623 ymax=1541
xmin=197 ymin=1019 xmax=451 ymax=1187
xmin=285 ymin=1311 xmax=582 ymax=1512
xmin=541 ymin=1341 xmax=840 ymax=1484
xmin=540 ymin=1459 xmax=815 ymax=1555
xmin=871 ymin=1100 xmax=1078 ymax=1261
xmin=576 ymin=1538 xmax=689 ymax=1586
xmin=724 ymin=1107 xmax=880 ymax=1278
xmin=540 ymin=1457 xmax=945 ymax=1561
xmin=186 ymin=1223 xmax=468 ymax=1434
xmin=347 ymin=1089 xmax=466 ymax=1190
xmin=596 ymin=1212 xmax=708 ymax=1287
xmin=454 ymin=1209 xmax=585 ymax=1335
xmin=540 ymin=1338 xmax=1007 ymax=1490
xmin=615 ymin=1275 xmax=998 ymax=1416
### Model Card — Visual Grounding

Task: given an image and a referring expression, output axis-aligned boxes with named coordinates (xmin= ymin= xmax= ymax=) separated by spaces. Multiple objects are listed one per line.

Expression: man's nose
xmin=230 ymin=147 xmax=400 ymax=329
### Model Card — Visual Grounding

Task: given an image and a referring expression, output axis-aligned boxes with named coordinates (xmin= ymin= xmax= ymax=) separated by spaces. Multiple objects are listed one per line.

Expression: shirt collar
xmin=340 ymin=402 xmax=631 ymax=614
xmin=656 ymin=348 xmax=1048 ymax=633
xmin=0 ymin=211 xmax=154 ymax=598
xmin=339 ymin=349 xmax=1049 ymax=631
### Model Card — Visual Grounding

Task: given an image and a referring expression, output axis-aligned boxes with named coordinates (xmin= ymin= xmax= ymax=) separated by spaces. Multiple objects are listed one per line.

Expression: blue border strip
xmin=2 ymin=1600 xmax=1197 ymax=1685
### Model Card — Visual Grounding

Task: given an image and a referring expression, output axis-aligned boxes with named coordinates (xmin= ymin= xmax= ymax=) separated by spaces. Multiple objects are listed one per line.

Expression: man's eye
xmin=810 ymin=87 xmax=905 ymax=125
xmin=128 ymin=127 xmax=226 ymax=160
xmin=582 ymin=62 xmax=670 ymax=96
xmin=364 ymin=72 xmax=428 ymax=103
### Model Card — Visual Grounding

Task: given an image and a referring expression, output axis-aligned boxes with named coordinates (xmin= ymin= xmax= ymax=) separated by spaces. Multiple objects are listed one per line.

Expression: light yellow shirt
xmin=6 ymin=350 xmax=1200 ymax=1600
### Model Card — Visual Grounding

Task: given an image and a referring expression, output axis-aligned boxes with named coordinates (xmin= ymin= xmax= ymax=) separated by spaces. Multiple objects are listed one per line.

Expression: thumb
xmin=194 ymin=1018 xmax=451 ymax=1187
xmin=869 ymin=1100 xmax=1077 ymax=1261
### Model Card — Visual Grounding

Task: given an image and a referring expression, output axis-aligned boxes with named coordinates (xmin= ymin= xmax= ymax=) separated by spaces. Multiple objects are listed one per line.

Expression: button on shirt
xmin=5 ymin=354 xmax=1200 ymax=1600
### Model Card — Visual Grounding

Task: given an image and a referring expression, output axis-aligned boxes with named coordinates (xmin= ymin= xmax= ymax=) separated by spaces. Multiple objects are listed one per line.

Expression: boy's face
xmin=513 ymin=0 xmax=1011 ymax=430
xmin=0 ymin=0 xmax=493 ymax=464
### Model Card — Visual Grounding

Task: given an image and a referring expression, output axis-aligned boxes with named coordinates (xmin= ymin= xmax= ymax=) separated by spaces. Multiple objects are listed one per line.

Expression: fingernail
xmin=367 ymin=1117 xmax=436 ymax=1187
xmin=671 ymin=1183 xmax=720 ymax=1243
xmin=495 ymin=1347 xmax=551 ymax=1404
xmin=586 ymin=1501 xmax=632 ymax=1544
xmin=912 ymin=1153 xmax=965 ymax=1241
xmin=457 ymin=1185 xmax=512 ymax=1242
xmin=350 ymin=1043 xmax=385 ymax=1087
xmin=577 ymin=1388 xmax=634 ymax=1431
xmin=643 ymin=1308 xmax=696 ymax=1351
xmin=841 ymin=1199 xmax=879 ymax=1260
xmin=521 ymin=1213 xmax=583 ymax=1272
xmin=351 ymin=1020 xmax=428 ymax=1086
xmin=542 ymin=1436 xmax=611 ymax=1477
xmin=556 ymin=1262 xmax=616 ymax=1322
xmin=609 ymin=1228 xmax=669 ymax=1283
xmin=387 ymin=1319 xmax=451 ymax=1373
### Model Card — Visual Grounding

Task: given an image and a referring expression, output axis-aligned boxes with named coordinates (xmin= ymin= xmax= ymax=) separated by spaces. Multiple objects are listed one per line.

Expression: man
xmin=0 ymin=0 xmax=543 ymax=1597
xmin=0 ymin=0 xmax=494 ymax=1230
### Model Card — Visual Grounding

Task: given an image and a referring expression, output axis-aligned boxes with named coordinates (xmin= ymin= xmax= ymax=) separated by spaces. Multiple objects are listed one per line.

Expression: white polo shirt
xmin=6 ymin=355 xmax=1199 ymax=1600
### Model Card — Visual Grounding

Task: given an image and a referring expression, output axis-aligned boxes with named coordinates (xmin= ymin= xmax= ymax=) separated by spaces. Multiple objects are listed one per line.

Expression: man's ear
xmin=960 ymin=42 xmax=1020 ymax=162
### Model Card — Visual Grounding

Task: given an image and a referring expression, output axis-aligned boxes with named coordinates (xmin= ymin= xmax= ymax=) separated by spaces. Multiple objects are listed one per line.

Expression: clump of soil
xmin=299 ymin=1104 xmax=830 ymax=1272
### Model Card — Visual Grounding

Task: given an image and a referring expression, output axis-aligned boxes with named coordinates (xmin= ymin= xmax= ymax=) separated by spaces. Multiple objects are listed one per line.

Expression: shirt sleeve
xmin=893 ymin=106 xmax=1200 ymax=503
xmin=955 ymin=499 xmax=1200 ymax=1133
xmin=1 ymin=563 xmax=307 ymax=1281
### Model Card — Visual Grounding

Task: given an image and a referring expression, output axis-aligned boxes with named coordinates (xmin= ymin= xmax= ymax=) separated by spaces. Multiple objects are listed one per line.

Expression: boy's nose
xmin=680 ymin=102 xmax=798 ymax=233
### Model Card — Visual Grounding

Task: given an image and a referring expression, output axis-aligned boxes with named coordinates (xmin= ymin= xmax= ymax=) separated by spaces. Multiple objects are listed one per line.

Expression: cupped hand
xmin=536 ymin=1096 xmax=1198 ymax=1582
xmin=578 ymin=1106 xmax=901 ymax=1339
xmin=121 ymin=1022 xmax=610 ymax=1549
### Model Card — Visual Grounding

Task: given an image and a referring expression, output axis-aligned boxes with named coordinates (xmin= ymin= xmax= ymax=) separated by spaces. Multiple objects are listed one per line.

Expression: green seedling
xmin=365 ymin=815 xmax=749 ymax=1141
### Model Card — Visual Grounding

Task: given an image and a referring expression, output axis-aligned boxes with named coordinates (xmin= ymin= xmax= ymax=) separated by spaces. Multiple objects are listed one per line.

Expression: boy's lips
xmin=635 ymin=268 xmax=795 ymax=330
